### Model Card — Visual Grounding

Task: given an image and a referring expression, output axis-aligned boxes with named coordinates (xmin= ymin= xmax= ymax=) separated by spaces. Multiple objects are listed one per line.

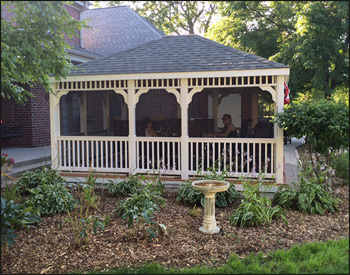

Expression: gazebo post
xmin=50 ymin=86 xmax=60 ymax=170
xmin=127 ymin=80 xmax=137 ymax=173
xmin=275 ymin=75 xmax=285 ymax=184
xmin=180 ymin=78 xmax=189 ymax=180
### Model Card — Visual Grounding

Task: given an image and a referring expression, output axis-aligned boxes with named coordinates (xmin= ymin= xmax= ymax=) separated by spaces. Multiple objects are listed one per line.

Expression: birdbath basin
xmin=191 ymin=180 xmax=230 ymax=234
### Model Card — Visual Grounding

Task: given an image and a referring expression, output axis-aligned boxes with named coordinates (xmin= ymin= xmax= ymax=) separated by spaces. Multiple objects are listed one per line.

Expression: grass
xmin=83 ymin=238 xmax=349 ymax=274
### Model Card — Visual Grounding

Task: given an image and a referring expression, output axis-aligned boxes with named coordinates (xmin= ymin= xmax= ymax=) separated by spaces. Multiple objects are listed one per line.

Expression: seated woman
xmin=205 ymin=114 xmax=238 ymax=137
xmin=142 ymin=116 xmax=158 ymax=137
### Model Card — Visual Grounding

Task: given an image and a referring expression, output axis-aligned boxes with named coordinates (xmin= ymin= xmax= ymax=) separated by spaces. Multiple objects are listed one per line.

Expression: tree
xmin=1 ymin=1 xmax=87 ymax=105
xmin=207 ymin=1 xmax=349 ymax=99
xmin=276 ymin=99 xmax=349 ymax=182
xmin=102 ymin=1 xmax=218 ymax=35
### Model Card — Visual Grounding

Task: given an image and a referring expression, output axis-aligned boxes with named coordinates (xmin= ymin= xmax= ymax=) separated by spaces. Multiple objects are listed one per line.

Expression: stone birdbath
xmin=191 ymin=180 xmax=230 ymax=234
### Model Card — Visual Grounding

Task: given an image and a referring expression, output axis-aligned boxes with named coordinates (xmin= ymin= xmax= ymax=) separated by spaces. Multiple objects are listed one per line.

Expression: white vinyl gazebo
xmin=49 ymin=35 xmax=289 ymax=187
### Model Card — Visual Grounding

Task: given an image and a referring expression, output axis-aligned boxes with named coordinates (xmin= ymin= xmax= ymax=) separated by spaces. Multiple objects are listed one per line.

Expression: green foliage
xmin=103 ymin=175 xmax=142 ymax=197
xmin=63 ymin=169 xmax=105 ymax=247
xmin=106 ymin=1 xmax=218 ymax=35
xmin=273 ymin=177 xmax=341 ymax=215
xmin=89 ymin=238 xmax=349 ymax=274
xmin=276 ymin=99 xmax=349 ymax=182
xmin=1 ymin=1 xmax=88 ymax=105
xmin=18 ymin=167 xmax=66 ymax=191
xmin=208 ymin=1 xmax=349 ymax=99
xmin=2 ymin=179 xmax=20 ymax=202
xmin=1 ymin=198 xmax=41 ymax=249
xmin=331 ymin=152 xmax=349 ymax=185
xmin=79 ymin=168 xmax=100 ymax=210
xmin=187 ymin=204 xmax=202 ymax=218
xmin=114 ymin=184 xmax=166 ymax=240
xmin=276 ymin=100 xmax=349 ymax=154
xmin=27 ymin=182 xmax=75 ymax=215
xmin=230 ymin=180 xmax=287 ymax=227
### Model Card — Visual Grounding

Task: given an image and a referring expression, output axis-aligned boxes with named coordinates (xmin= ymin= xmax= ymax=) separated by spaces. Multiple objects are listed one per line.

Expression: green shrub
xmin=1 ymin=198 xmax=41 ymax=249
xmin=230 ymin=181 xmax=287 ymax=227
xmin=273 ymin=177 xmax=341 ymax=215
xmin=331 ymin=152 xmax=349 ymax=185
xmin=103 ymin=175 xmax=142 ymax=197
xmin=176 ymin=182 xmax=240 ymax=208
xmin=18 ymin=167 xmax=65 ymax=191
xmin=27 ymin=182 xmax=75 ymax=215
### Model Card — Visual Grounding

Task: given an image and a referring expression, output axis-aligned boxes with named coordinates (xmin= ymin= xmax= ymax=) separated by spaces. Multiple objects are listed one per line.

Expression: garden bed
xmin=1 ymin=180 xmax=348 ymax=274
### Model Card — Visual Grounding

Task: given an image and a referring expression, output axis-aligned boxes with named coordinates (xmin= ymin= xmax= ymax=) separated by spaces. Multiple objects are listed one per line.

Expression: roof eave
xmin=49 ymin=67 xmax=290 ymax=82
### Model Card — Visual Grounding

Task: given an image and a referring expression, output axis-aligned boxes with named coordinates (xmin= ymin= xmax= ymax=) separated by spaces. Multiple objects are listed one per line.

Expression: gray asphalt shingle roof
xmin=68 ymin=35 xmax=288 ymax=77
xmin=81 ymin=6 xmax=165 ymax=57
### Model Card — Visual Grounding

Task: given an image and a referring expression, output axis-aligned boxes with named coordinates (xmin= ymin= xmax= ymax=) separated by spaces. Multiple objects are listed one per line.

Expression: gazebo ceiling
xmin=68 ymin=35 xmax=288 ymax=76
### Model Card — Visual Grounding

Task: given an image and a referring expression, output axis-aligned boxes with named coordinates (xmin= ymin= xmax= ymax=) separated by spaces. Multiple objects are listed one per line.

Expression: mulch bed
xmin=1 ymin=183 xmax=348 ymax=274
xmin=1 ymin=145 xmax=349 ymax=274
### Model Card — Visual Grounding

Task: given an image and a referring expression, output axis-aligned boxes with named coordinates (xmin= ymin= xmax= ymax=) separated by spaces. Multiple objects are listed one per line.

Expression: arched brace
xmin=259 ymin=85 xmax=276 ymax=102
xmin=165 ymin=88 xmax=181 ymax=104
xmin=134 ymin=88 xmax=150 ymax=104
xmin=188 ymin=87 xmax=204 ymax=104
xmin=55 ymin=90 xmax=69 ymax=106
xmin=113 ymin=89 xmax=128 ymax=105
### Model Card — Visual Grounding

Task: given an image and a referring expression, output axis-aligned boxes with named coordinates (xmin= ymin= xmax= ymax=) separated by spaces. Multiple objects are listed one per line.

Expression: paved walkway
xmin=1 ymin=138 xmax=303 ymax=185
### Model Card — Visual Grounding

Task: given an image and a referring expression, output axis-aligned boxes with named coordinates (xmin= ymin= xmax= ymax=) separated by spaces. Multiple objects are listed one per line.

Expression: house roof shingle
xmin=81 ymin=5 xmax=165 ymax=57
xmin=68 ymin=35 xmax=288 ymax=76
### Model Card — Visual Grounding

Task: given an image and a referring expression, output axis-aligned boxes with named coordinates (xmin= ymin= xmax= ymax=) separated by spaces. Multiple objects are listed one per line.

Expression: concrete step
xmin=1 ymin=160 xmax=51 ymax=182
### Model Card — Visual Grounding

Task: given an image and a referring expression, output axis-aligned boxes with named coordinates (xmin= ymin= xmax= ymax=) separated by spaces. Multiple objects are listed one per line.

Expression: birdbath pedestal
xmin=191 ymin=180 xmax=230 ymax=234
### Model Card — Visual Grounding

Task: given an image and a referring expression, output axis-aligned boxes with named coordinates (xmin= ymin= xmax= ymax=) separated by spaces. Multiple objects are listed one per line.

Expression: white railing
xmin=134 ymin=137 xmax=182 ymax=175
xmin=56 ymin=136 xmax=276 ymax=179
xmin=188 ymin=138 xmax=276 ymax=178
xmin=57 ymin=136 xmax=129 ymax=173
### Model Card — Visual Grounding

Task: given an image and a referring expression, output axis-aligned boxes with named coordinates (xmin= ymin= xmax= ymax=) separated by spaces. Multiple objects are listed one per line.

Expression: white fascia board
xmin=49 ymin=68 xmax=290 ymax=82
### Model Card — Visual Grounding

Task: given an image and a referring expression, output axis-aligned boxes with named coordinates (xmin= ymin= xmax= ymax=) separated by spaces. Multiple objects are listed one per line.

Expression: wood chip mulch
xmin=1 ymin=180 xmax=348 ymax=274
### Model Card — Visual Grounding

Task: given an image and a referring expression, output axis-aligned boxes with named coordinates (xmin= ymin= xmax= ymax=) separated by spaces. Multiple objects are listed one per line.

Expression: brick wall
xmin=1 ymin=84 xmax=50 ymax=147
xmin=63 ymin=4 xmax=81 ymax=47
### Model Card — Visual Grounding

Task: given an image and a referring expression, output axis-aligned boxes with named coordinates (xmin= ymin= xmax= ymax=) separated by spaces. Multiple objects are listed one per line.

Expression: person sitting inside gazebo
xmin=204 ymin=114 xmax=238 ymax=138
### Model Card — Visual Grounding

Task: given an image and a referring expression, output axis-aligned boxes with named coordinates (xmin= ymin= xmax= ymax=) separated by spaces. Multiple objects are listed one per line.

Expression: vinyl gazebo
xmin=49 ymin=35 xmax=290 ymax=188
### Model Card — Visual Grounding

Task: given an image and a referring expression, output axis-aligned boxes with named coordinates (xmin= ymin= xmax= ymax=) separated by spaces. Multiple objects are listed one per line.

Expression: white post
xmin=180 ymin=78 xmax=189 ymax=180
xmin=127 ymin=80 xmax=136 ymax=173
xmin=50 ymin=85 xmax=59 ymax=170
xmin=275 ymin=75 xmax=284 ymax=184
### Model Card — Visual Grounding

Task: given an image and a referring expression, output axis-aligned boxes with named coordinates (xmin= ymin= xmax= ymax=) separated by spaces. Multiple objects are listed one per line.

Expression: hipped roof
xmin=68 ymin=35 xmax=288 ymax=76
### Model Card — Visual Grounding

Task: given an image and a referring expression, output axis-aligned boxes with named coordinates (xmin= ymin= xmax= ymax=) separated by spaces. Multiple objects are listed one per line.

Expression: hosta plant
xmin=230 ymin=180 xmax=287 ymax=227
xmin=27 ymin=182 xmax=75 ymax=215
xmin=103 ymin=174 xmax=142 ymax=197
xmin=273 ymin=175 xmax=341 ymax=215
xmin=1 ymin=198 xmax=41 ymax=249
xmin=18 ymin=167 xmax=65 ymax=191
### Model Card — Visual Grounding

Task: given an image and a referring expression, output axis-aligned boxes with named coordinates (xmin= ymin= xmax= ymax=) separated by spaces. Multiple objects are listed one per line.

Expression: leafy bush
xmin=1 ymin=198 xmax=41 ymax=249
xmin=176 ymin=181 xmax=240 ymax=207
xmin=331 ymin=152 xmax=349 ymax=185
xmin=273 ymin=177 xmax=341 ymax=215
xmin=230 ymin=180 xmax=287 ymax=227
xmin=27 ymin=182 xmax=75 ymax=215
xmin=114 ymin=185 xmax=166 ymax=239
xmin=103 ymin=175 xmax=142 ymax=197
xmin=18 ymin=167 xmax=65 ymax=191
